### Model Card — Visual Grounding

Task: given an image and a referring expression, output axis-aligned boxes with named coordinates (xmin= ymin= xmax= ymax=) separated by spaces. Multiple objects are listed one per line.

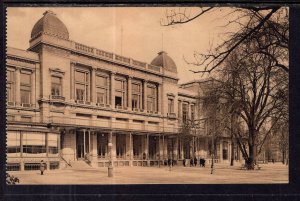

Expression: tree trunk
xmin=246 ymin=144 xmax=256 ymax=170
xmin=282 ymin=150 xmax=285 ymax=164
xmin=230 ymin=139 xmax=234 ymax=166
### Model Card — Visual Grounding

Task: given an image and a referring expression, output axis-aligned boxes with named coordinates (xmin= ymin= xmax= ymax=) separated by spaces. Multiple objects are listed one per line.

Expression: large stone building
xmin=6 ymin=10 xmax=243 ymax=171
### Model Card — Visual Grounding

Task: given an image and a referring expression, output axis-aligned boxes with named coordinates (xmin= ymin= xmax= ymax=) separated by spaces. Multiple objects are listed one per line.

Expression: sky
xmin=7 ymin=7 xmax=235 ymax=83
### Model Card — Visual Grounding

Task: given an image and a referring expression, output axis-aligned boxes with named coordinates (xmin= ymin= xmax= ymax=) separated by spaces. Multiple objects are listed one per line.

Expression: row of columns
xmin=74 ymin=130 xmax=243 ymax=164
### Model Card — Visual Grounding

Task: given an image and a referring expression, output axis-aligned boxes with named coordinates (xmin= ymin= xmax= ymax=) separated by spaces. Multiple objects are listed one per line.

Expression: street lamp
xmin=108 ymin=132 xmax=113 ymax=177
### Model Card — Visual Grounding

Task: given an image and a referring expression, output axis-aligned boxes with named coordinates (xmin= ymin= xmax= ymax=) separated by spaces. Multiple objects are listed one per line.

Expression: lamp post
xmin=211 ymin=117 xmax=215 ymax=174
xmin=108 ymin=131 xmax=113 ymax=177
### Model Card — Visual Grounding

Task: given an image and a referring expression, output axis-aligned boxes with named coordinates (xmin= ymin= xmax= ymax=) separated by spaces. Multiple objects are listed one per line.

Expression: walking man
xmin=40 ymin=160 xmax=45 ymax=175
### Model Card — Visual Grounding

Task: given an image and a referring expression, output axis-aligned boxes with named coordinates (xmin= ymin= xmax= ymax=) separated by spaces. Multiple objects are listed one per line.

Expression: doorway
xmin=76 ymin=131 xmax=89 ymax=160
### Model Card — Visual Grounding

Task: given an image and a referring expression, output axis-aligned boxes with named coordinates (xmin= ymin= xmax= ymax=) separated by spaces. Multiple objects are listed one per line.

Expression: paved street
xmin=8 ymin=163 xmax=288 ymax=184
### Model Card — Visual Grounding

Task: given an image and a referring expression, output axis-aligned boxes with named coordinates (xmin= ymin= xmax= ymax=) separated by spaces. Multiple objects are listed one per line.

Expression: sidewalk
xmin=8 ymin=163 xmax=288 ymax=184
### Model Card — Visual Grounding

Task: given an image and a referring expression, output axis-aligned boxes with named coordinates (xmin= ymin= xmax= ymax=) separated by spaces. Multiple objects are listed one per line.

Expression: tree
xmin=161 ymin=6 xmax=288 ymax=74
xmin=214 ymin=38 xmax=287 ymax=169
xmin=198 ymin=79 xmax=227 ymax=173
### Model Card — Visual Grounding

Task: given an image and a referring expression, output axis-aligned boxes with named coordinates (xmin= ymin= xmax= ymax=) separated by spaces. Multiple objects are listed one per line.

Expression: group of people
xmin=183 ymin=157 xmax=206 ymax=167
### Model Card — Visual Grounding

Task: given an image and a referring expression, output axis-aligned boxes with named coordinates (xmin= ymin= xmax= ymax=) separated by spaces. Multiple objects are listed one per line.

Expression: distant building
xmin=6 ymin=10 xmax=244 ymax=171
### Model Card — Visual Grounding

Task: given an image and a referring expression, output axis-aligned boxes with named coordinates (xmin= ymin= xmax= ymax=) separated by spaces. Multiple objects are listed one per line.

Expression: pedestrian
xmin=190 ymin=158 xmax=194 ymax=167
xmin=168 ymin=158 xmax=172 ymax=171
xmin=40 ymin=160 xmax=45 ymax=175
xmin=183 ymin=158 xmax=186 ymax=167
xmin=194 ymin=157 xmax=197 ymax=166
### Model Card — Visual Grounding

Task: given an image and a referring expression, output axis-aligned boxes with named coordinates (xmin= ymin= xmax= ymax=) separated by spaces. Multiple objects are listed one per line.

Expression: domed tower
xmin=150 ymin=51 xmax=178 ymax=73
xmin=28 ymin=10 xmax=72 ymax=113
xmin=30 ymin=10 xmax=69 ymax=41
xmin=151 ymin=51 xmax=179 ymax=121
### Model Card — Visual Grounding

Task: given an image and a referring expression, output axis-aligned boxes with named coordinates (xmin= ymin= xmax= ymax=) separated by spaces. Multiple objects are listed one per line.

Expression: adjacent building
xmin=6 ymin=10 xmax=243 ymax=171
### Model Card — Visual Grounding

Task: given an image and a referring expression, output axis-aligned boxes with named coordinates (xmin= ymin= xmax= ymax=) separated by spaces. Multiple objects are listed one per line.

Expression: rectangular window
xmin=96 ymin=74 xmax=109 ymax=104
xmin=168 ymin=98 xmax=174 ymax=113
xmin=7 ymin=131 xmax=20 ymax=155
xmin=97 ymin=133 xmax=107 ymax=158
xmin=182 ymin=103 xmax=188 ymax=123
xmin=115 ymin=78 xmax=127 ymax=108
xmin=22 ymin=132 xmax=46 ymax=156
xmin=75 ymin=70 xmax=90 ymax=102
xmin=116 ymin=134 xmax=126 ymax=159
xmin=147 ymin=84 xmax=157 ymax=112
xmin=132 ymin=82 xmax=142 ymax=110
xmin=51 ymin=76 xmax=62 ymax=96
xmin=48 ymin=133 xmax=59 ymax=154
xmin=20 ymin=72 xmax=31 ymax=105
xmin=133 ymin=135 xmax=142 ymax=159
xmin=191 ymin=105 xmax=195 ymax=120
xmin=7 ymin=70 xmax=15 ymax=103
xmin=96 ymin=88 xmax=106 ymax=104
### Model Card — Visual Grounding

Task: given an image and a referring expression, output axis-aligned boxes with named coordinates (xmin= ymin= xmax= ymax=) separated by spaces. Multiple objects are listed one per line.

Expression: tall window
xmin=116 ymin=134 xmax=126 ymax=159
xmin=20 ymin=72 xmax=31 ymax=106
xmin=182 ymin=103 xmax=189 ymax=123
xmin=97 ymin=133 xmax=107 ymax=158
xmin=147 ymin=84 xmax=157 ymax=112
xmin=75 ymin=70 xmax=90 ymax=102
xmin=96 ymin=74 xmax=109 ymax=104
xmin=191 ymin=105 xmax=195 ymax=120
xmin=168 ymin=98 xmax=174 ymax=114
xmin=132 ymin=82 xmax=142 ymax=110
xmin=7 ymin=70 xmax=15 ymax=103
xmin=115 ymin=78 xmax=127 ymax=108
xmin=51 ymin=76 xmax=62 ymax=96
xmin=133 ymin=135 xmax=142 ymax=159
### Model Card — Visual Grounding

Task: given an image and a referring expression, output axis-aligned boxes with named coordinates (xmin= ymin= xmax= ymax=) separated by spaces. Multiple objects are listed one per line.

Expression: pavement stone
xmin=7 ymin=163 xmax=288 ymax=184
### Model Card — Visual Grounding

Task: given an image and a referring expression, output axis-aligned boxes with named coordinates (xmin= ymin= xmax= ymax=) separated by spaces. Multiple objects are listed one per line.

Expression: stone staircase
xmin=65 ymin=160 xmax=95 ymax=170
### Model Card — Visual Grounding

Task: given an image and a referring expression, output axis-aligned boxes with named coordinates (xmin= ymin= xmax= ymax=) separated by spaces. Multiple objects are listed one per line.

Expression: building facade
xmin=6 ymin=10 xmax=243 ymax=171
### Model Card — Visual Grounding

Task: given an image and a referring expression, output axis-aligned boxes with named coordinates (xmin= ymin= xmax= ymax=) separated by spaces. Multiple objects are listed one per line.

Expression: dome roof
xmin=31 ymin=10 xmax=69 ymax=40
xmin=150 ymin=51 xmax=177 ymax=73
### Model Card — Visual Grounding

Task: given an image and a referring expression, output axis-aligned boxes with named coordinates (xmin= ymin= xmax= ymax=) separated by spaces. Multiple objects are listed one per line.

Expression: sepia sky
xmin=7 ymin=7 xmax=236 ymax=83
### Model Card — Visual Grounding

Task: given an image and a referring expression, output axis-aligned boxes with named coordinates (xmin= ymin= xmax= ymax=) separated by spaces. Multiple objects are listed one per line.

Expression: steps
xmin=65 ymin=160 xmax=95 ymax=170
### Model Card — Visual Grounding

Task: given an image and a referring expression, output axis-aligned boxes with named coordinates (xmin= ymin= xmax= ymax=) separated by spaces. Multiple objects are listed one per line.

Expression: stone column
xmin=31 ymin=71 xmax=36 ymax=107
xmin=19 ymin=131 xmax=23 ymax=157
xmin=128 ymin=76 xmax=132 ymax=110
xmin=146 ymin=134 xmax=149 ymax=165
xmin=70 ymin=62 xmax=75 ymax=101
xmin=91 ymin=132 xmax=98 ymax=167
xmin=91 ymin=68 xmax=96 ymax=104
xmin=143 ymin=80 xmax=147 ymax=111
xmin=129 ymin=133 xmax=133 ymax=166
xmin=112 ymin=132 xmax=116 ymax=161
xmin=111 ymin=72 xmax=115 ymax=108
xmin=46 ymin=132 xmax=49 ymax=157
xmin=157 ymin=84 xmax=162 ymax=113
xmin=15 ymin=68 xmax=20 ymax=106
xmin=88 ymin=130 xmax=91 ymax=154
xmin=83 ymin=129 xmax=86 ymax=156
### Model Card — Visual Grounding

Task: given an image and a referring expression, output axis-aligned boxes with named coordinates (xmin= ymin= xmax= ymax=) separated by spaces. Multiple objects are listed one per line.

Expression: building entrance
xmin=76 ymin=131 xmax=89 ymax=160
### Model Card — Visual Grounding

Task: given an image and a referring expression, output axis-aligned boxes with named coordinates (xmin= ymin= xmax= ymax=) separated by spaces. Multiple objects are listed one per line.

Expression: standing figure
xmin=190 ymin=158 xmax=194 ymax=167
xmin=40 ymin=160 xmax=45 ymax=175
xmin=194 ymin=157 xmax=197 ymax=166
